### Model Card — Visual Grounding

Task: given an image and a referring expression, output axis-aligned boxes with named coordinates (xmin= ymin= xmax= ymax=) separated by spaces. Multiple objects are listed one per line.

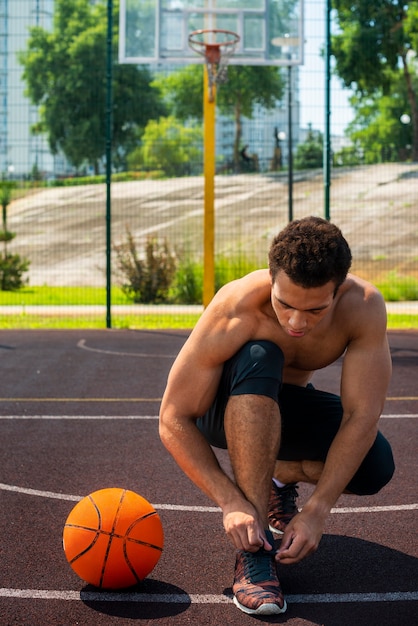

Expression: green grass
xmin=376 ymin=273 xmax=418 ymax=302
xmin=0 ymin=313 xmax=416 ymax=330
xmin=1 ymin=270 xmax=417 ymax=307
xmin=0 ymin=314 xmax=201 ymax=329
xmin=386 ymin=314 xmax=418 ymax=329
xmin=0 ymin=282 xmax=417 ymax=329
xmin=0 ymin=285 xmax=129 ymax=305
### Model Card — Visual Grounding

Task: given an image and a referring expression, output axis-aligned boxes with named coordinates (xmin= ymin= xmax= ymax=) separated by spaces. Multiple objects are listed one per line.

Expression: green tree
xmin=332 ymin=0 xmax=418 ymax=161
xmin=19 ymin=0 xmax=165 ymax=173
xmin=128 ymin=116 xmax=203 ymax=177
xmin=345 ymin=68 xmax=416 ymax=163
xmin=294 ymin=125 xmax=323 ymax=169
xmin=154 ymin=65 xmax=285 ymax=170
xmin=0 ymin=182 xmax=30 ymax=290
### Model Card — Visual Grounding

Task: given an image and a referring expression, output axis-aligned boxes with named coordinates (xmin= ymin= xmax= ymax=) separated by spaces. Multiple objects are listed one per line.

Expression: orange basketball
xmin=63 ymin=488 xmax=164 ymax=589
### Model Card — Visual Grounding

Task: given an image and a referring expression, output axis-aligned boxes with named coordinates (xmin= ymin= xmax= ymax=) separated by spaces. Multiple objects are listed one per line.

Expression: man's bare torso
xmin=198 ymin=269 xmax=380 ymax=388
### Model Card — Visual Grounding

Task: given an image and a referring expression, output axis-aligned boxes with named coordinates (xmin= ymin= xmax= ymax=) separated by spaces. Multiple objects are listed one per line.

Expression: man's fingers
xmin=276 ymin=533 xmax=317 ymax=564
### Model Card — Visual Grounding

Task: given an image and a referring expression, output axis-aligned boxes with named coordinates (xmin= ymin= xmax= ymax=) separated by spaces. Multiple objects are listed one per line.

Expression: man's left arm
xmin=278 ymin=292 xmax=392 ymax=563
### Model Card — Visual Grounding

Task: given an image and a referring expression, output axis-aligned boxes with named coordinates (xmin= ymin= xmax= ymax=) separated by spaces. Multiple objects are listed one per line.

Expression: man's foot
xmin=268 ymin=481 xmax=299 ymax=535
xmin=232 ymin=531 xmax=287 ymax=615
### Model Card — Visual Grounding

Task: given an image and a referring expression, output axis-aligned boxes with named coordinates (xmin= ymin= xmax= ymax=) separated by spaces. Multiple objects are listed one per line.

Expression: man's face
xmin=271 ymin=271 xmax=336 ymax=338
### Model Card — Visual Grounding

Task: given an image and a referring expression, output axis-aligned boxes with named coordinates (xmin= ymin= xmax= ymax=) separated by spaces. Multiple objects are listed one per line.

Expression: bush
xmin=295 ymin=126 xmax=323 ymax=169
xmin=114 ymin=231 xmax=177 ymax=303
xmin=171 ymin=257 xmax=203 ymax=304
xmin=333 ymin=146 xmax=363 ymax=167
xmin=376 ymin=272 xmax=418 ymax=301
xmin=0 ymin=254 xmax=30 ymax=291
xmin=115 ymin=234 xmax=264 ymax=304
xmin=215 ymin=255 xmax=260 ymax=291
xmin=0 ymin=230 xmax=16 ymax=242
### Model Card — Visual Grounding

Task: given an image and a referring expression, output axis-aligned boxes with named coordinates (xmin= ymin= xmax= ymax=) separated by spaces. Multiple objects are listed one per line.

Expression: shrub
xmin=0 ymin=180 xmax=30 ymax=290
xmin=215 ymin=254 xmax=260 ymax=291
xmin=114 ymin=231 xmax=177 ymax=303
xmin=376 ymin=272 xmax=418 ymax=301
xmin=0 ymin=230 xmax=16 ymax=242
xmin=171 ymin=257 xmax=203 ymax=304
xmin=295 ymin=125 xmax=323 ymax=169
xmin=0 ymin=254 xmax=30 ymax=291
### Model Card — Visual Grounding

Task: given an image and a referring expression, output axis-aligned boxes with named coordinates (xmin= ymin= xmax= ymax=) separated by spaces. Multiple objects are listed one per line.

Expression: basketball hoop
xmin=188 ymin=29 xmax=240 ymax=102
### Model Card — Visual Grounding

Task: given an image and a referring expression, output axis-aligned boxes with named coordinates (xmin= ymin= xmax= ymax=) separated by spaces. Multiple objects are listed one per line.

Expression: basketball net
xmin=188 ymin=29 xmax=240 ymax=102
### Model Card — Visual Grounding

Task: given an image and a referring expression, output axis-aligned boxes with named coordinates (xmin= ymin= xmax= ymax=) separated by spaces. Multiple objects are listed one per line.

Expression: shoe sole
xmin=233 ymin=596 xmax=287 ymax=615
xmin=269 ymin=524 xmax=285 ymax=535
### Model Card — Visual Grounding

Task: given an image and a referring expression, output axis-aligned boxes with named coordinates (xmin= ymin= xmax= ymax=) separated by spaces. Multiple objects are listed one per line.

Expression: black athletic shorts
xmin=197 ymin=340 xmax=395 ymax=495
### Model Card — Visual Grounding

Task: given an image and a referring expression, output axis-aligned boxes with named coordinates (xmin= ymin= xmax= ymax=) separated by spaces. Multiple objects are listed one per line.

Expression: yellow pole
xmin=203 ymin=65 xmax=216 ymax=308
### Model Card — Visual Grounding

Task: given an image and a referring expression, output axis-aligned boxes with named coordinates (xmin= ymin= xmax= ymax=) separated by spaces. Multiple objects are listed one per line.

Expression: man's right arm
xmin=159 ymin=345 xmax=235 ymax=506
xmin=159 ymin=282 xmax=270 ymax=549
xmin=159 ymin=347 xmax=268 ymax=551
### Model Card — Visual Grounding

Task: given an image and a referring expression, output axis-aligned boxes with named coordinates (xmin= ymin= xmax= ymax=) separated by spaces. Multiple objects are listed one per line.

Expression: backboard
xmin=119 ymin=0 xmax=304 ymax=66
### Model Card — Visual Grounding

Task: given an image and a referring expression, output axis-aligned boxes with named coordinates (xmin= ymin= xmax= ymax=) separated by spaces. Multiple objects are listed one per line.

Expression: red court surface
xmin=0 ymin=329 xmax=417 ymax=625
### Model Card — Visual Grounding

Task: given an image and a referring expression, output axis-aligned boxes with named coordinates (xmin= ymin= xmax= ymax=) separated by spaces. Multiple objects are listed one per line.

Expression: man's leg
xmin=196 ymin=340 xmax=287 ymax=616
xmin=268 ymin=459 xmax=324 ymax=535
xmin=267 ymin=384 xmax=395 ymax=534
xmin=224 ymin=393 xmax=288 ymax=616
xmin=273 ymin=459 xmax=324 ymax=485
xmin=224 ymin=393 xmax=281 ymax=531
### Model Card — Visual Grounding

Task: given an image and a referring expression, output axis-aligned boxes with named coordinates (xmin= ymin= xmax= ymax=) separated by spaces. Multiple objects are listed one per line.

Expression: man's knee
xmin=229 ymin=340 xmax=284 ymax=399
xmin=346 ymin=432 xmax=395 ymax=495
xmin=196 ymin=340 xmax=284 ymax=449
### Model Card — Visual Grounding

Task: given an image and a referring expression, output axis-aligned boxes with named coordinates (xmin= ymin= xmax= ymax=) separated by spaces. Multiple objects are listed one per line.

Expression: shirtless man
xmin=159 ymin=216 xmax=395 ymax=616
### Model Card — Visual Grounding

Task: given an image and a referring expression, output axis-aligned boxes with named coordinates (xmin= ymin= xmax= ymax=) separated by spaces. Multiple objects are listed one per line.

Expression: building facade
xmin=0 ymin=0 xmax=58 ymax=177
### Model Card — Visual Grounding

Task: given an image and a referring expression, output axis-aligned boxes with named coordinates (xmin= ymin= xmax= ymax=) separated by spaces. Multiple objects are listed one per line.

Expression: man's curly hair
xmin=268 ymin=216 xmax=352 ymax=290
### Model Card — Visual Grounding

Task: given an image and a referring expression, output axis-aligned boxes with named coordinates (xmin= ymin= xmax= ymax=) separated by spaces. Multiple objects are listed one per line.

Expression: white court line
xmin=0 ymin=414 xmax=417 ymax=420
xmin=1 ymin=413 xmax=417 ymax=510
xmin=381 ymin=414 xmax=418 ymax=418
xmin=77 ymin=339 xmax=176 ymax=359
xmin=0 ymin=588 xmax=417 ymax=604
xmin=1 ymin=418 xmax=415 ymax=610
xmin=0 ymin=482 xmax=417 ymax=514
xmin=1 ymin=413 xmax=416 ymax=511
xmin=0 ymin=415 xmax=160 ymax=420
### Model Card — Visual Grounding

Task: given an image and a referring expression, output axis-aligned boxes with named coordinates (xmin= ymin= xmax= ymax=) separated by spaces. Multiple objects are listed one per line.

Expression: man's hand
xmin=223 ymin=501 xmax=273 ymax=553
xmin=275 ymin=509 xmax=325 ymax=564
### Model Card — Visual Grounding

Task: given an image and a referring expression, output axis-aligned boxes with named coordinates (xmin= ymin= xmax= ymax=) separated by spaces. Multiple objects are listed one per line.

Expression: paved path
xmin=8 ymin=163 xmax=418 ymax=287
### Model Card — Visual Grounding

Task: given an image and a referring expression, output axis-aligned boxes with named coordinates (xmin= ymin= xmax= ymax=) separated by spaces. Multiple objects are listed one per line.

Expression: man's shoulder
xmin=215 ymin=269 xmax=272 ymax=309
xmin=337 ymin=274 xmax=387 ymax=337
xmin=192 ymin=270 xmax=272 ymax=338
xmin=339 ymin=274 xmax=385 ymax=309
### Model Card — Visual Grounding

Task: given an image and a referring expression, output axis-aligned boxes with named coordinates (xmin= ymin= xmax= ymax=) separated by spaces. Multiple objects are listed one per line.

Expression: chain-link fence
xmin=1 ymin=0 xmax=417 ymax=327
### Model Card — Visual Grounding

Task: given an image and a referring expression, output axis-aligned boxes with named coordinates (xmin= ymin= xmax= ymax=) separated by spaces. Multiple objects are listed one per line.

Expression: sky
xmin=299 ymin=0 xmax=354 ymax=135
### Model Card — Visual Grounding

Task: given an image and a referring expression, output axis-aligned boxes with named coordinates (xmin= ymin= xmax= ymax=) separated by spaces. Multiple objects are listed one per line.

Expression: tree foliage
xmin=153 ymin=65 xmax=284 ymax=170
xmin=127 ymin=116 xmax=203 ymax=177
xmin=332 ymin=0 xmax=418 ymax=161
xmin=345 ymin=68 xmax=416 ymax=163
xmin=19 ymin=0 xmax=165 ymax=172
xmin=295 ymin=125 xmax=323 ymax=169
